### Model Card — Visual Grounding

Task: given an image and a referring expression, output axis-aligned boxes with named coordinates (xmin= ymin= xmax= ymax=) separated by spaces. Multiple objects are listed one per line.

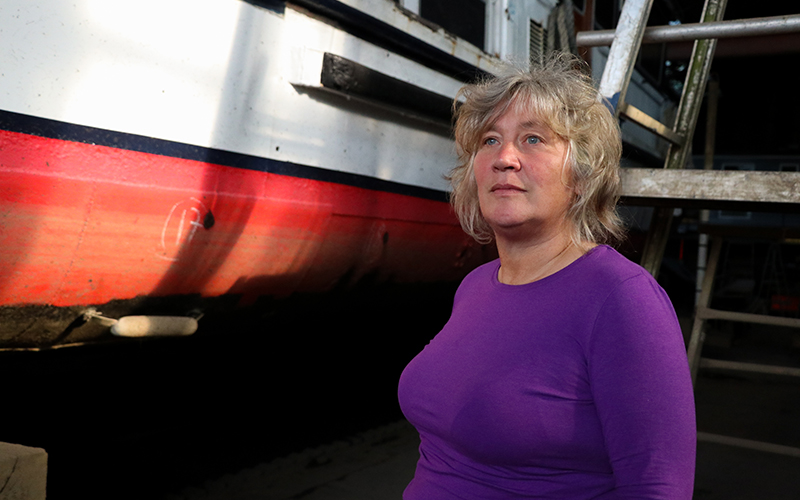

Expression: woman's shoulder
xmin=449 ymin=258 xmax=508 ymax=307
xmin=578 ymin=246 xmax=677 ymax=320
xmin=463 ymin=258 xmax=500 ymax=280
xmin=579 ymin=245 xmax=655 ymax=287
xmin=455 ymin=258 xmax=500 ymax=293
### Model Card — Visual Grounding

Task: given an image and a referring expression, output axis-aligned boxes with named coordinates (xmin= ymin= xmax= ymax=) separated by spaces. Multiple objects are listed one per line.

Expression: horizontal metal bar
xmin=697 ymin=307 xmax=800 ymax=329
xmin=619 ymin=169 xmax=800 ymax=210
xmin=697 ymin=224 xmax=800 ymax=240
xmin=697 ymin=432 xmax=800 ymax=458
xmin=618 ymin=102 xmax=684 ymax=146
xmin=700 ymin=358 xmax=800 ymax=377
xmin=578 ymin=14 xmax=800 ymax=47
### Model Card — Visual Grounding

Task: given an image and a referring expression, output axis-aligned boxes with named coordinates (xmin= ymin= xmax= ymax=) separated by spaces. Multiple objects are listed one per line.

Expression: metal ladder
xmin=583 ymin=0 xmax=800 ymax=457
xmin=689 ymin=236 xmax=800 ymax=457
xmin=593 ymin=0 xmax=726 ymax=282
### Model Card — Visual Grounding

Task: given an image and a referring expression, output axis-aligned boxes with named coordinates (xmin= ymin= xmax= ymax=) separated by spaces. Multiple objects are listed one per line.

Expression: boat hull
xmin=0 ymin=0 xmax=500 ymax=347
xmin=0 ymin=116 xmax=487 ymax=347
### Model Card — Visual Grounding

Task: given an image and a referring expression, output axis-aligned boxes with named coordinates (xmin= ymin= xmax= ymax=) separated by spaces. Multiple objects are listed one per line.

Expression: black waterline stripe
xmin=0 ymin=109 xmax=449 ymax=203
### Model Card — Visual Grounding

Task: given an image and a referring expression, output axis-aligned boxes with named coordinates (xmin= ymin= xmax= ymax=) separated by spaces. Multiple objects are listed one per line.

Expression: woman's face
xmin=473 ymin=102 xmax=574 ymax=242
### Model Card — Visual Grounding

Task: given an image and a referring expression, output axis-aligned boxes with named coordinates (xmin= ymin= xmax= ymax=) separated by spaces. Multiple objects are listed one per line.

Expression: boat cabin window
xmin=398 ymin=0 xmax=486 ymax=50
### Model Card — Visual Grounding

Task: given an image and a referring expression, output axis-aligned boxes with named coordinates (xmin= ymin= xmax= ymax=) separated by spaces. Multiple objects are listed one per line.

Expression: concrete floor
xmin=162 ymin=420 xmax=419 ymax=500
xmin=163 ymin=369 xmax=800 ymax=500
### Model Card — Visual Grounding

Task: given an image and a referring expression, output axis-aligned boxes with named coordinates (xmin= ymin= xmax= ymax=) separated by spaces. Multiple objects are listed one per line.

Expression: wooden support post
xmin=687 ymin=237 xmax=722 ymax=385
xmin=640 ymin=206 xmax=674 ymax=279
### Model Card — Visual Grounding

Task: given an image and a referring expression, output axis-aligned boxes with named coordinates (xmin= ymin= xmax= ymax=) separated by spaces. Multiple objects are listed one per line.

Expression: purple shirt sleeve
xmin=588 ymin=274 xmax=696 ymax=499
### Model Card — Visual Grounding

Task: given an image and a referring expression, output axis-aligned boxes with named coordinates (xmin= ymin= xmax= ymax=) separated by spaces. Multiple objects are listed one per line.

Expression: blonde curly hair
xmin=449 ymin=52 xmax=624 ymax=246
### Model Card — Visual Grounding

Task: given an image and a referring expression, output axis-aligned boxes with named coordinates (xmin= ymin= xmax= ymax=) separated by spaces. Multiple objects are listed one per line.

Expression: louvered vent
xmin=529 ymin=19 xmax=546 ymax=65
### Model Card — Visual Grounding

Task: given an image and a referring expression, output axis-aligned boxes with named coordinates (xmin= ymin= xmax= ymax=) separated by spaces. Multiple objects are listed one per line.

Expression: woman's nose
xmin=493 ymin=143 xmax=521 ymax=171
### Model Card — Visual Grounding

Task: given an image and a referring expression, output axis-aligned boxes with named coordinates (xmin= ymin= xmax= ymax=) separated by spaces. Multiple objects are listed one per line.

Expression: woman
xmin=398 ymin=54 xmax=696 ymax=499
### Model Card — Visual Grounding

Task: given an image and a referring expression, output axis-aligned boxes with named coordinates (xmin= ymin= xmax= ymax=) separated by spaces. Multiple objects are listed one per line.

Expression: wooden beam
xmin=620 ymin=168 xmax=800 ymax=211
xmin=697 ymin=307 xmax=800 ymax=329
xmin=619 ymin=102 xmax=684 ymax=146
xmin=700 ymin=358 xmax=800 ymax=378
xmin=698 ymin=432 xmax=800 ymax=458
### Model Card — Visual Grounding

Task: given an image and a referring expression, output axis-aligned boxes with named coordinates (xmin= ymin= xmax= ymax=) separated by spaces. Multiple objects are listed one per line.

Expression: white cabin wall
xmin=4 ymin=0 xmax=677 ymax=188
xmin=1 ymin=0 xmax=513 ymax=193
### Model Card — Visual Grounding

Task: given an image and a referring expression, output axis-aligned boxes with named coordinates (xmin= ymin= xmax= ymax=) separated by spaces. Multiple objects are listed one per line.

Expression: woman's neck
xmin=495 ymin=232 xmax=591 ymax=285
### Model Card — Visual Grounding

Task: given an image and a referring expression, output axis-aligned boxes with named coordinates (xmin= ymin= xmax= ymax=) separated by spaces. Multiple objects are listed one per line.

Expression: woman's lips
xmin=491 ymin=183 xmax=526 ymax=193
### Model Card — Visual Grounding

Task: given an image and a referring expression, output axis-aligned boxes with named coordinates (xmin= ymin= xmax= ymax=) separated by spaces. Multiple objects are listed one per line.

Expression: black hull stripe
xmin=0 ymin=109 xmax=449 ymax=203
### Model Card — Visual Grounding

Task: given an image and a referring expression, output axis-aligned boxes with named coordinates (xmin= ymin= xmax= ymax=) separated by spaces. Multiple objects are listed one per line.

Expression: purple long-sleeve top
xmin=398 ymin=245 xmax=696 ymax=499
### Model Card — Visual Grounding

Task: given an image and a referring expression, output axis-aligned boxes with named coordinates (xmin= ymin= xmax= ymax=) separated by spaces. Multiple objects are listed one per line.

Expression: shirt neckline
xmin=491 ymin=244 xmax=608 ymax=290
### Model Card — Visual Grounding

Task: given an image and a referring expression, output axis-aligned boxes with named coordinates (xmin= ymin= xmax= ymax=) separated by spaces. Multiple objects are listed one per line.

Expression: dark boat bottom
xmin=0 ymin=281 xmax=458 ymax=499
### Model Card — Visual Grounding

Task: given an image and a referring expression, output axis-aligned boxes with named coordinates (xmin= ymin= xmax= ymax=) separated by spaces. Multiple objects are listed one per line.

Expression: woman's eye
xmin=525 ymin=136 xmax=541 ymax=145
xmin=483 ymin=137 xmax=498 ymax=146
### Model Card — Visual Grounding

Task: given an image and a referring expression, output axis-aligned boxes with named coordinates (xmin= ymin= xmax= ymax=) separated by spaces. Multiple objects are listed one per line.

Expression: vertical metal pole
xmin=696 ymin=78 xmax=720 ymax=304
xmin=597 ymin=0 xmax=654 ymax=114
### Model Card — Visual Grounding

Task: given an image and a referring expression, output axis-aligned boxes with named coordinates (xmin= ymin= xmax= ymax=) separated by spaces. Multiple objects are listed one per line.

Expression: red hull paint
xmin=0 ymin=130 xmax=483 ymax=309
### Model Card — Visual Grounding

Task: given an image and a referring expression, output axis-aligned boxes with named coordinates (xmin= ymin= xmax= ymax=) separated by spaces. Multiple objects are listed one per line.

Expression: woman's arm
xmin=589 ymin=273 xmax=696 ymax=499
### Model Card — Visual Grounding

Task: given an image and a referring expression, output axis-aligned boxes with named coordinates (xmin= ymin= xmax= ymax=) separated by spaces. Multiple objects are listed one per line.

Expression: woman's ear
xmin=573 ymin=179 xmax=584 ymax=197
xmin=560 ymin=141 xmax=577 ymax=190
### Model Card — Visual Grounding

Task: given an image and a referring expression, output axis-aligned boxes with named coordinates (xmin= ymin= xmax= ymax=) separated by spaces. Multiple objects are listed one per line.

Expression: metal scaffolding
xmin=589 ymin=0 xmax=800 ymax=459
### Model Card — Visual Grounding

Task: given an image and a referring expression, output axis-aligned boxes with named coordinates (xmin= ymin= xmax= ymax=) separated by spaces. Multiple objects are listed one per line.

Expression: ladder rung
xmin=699 ymin=358 xmax=800 ymax=378
xmin=697 ymin=307 xmax=800 ymax=329
xmin=697 ymin=432 xmax=800 ymax=458
xmin=618 ymin=102 xmax=684 ymax=146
